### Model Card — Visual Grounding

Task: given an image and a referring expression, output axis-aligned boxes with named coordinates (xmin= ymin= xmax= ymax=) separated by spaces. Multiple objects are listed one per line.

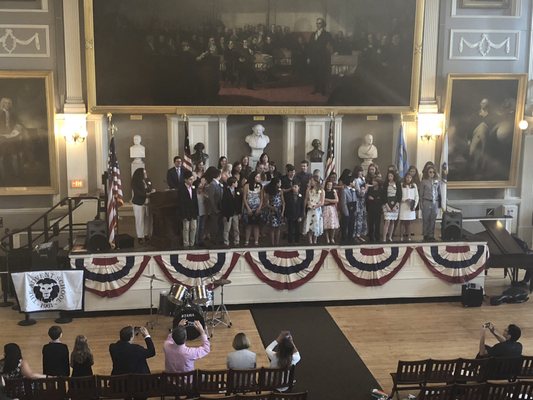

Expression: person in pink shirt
xmin=163 ymin=319 xmax=210 ymax=373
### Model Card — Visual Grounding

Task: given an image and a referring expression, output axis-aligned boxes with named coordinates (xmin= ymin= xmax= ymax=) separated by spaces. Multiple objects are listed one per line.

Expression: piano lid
xmin=480 ymin=220 xmax=524 ymax=255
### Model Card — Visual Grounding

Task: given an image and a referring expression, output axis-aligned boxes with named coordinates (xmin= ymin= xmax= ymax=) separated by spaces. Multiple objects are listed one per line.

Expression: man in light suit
xmin=109 ymin=326 xmax=155 ymax=375
xmin=206 ymin=166 xmax=223 ymax=246
xmin=167 ymin=156 xmax=184 ymax=189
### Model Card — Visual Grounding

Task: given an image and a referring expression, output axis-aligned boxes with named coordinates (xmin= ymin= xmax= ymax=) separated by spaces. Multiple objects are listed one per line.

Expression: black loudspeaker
xmin=116 ymin=234 xmax=134 ymax=249
xmin=462 ymin=283 xmax=483 ymax=307
xmin=442 ymin=211 xmax=463 ymax=241
xmin=86 ymin=220 xmax=111 ymax=252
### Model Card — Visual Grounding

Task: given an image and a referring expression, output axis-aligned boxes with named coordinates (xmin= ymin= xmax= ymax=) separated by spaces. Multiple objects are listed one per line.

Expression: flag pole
xmin=107 ymin=112 xmax=119 ymax=243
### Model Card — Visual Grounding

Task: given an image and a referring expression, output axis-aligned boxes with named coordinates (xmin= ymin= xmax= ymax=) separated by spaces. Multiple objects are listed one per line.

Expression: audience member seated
xmin=478 ymin=322 xmax=522 ymax=358
xmin=109 ymin=326 xmax=155 ymax=374
xmin=227 ymin=333 xmax=257 ymax=369
xmin=2 ymin=343 xmax=46 ymax=381
xmin=42 ymin=325 xmax=69 ymax=377
xmin=265 ymin=331 xmax=301 ymax=391
xmin=70 ymin=335 xmax=94 ymax=377
xmin=163 ymin=320 xmax=210 ymax=373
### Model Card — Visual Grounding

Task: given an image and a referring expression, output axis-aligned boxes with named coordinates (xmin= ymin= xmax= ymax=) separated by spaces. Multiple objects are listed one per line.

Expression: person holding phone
xmin=163 ymin=319 xmax=210 ymax=373
xmin=478 ymin=322 xmax=522 ymax=358
xmin=265 ymin=331 xmax=301 ymax=391
xmin=109 ymin=326 xmax=155 ymax=375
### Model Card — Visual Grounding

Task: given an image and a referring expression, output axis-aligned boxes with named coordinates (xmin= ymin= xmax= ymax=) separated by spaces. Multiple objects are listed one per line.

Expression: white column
xmin=56 ymin=114 xmax=88 ymax=197
xmin=419 ymin=0 xmax=439 ymax=107
xmin=87 ymin=113 xmax=106 ymax=192
xmin=283 ymin=116 xmax=301 ymax=167
xmin=188 ymin=116 xmax=211 ymax=166
xmin=333 ymin=115 xmax=343 ymax=175
xmin=62 ymin=0 xmax=86 ymax=113
xmin=166 ymin=115 xmax=180 ymax=164
xmin=518 ymin=134 xmax=533 ymax=246
xmin=218 ymin=116 xmax=228 ymax=157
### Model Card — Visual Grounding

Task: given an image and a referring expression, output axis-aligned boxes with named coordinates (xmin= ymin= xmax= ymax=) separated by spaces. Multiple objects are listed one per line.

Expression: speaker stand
xmin=18 ymin=313 xmax=36 ymax=326
xmin=55 ymin=311 xmax=73 ymax=324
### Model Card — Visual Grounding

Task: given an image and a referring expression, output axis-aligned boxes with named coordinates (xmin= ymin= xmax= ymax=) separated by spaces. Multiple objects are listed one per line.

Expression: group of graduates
xmin=130 ymin=152 xmax=444 ymax=249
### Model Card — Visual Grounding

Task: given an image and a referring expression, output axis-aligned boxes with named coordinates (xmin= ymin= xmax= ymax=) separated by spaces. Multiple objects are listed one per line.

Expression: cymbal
xmin=142 ymin=274 xmax=165 ymax=282
xmin=213 ymin=278 xmax=232 ymax=286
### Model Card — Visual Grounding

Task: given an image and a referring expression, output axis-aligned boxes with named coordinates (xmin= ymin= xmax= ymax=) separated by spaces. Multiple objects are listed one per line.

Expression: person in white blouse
xmin=226 ymin=333 xmax=256 ymax=370
xmin=399 ymin=173 xmax=419 ymax=241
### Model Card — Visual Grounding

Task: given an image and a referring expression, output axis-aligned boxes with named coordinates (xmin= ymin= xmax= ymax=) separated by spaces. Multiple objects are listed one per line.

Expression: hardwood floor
xmin=0 ymin=269 xmax=530 ymax=395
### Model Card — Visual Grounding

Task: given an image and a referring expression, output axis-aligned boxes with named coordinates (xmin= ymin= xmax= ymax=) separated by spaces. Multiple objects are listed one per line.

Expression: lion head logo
xmin=33 ymin=278 xmax=60 ymax=303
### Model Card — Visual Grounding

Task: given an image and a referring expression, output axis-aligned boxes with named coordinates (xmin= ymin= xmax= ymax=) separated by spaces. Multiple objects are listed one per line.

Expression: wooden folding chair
xmin=426 ymin=359 xmax=459 ymax=385
xmin=454 ymin=383 xmax=486 ymax=400
xmin=417 ymin=384 xmax=454 ymax=400
xmin=389 ymin=359 xmax=430 ymax=399
xmin=96 ymin=374 xmax=130 ymax=399
xmin=514 ymin=380 xmax=533 ymax=399
xmin=484 ymin=382 xmax=517 ymax=400
xmin=517 ymin=355 xmax=533 ymax=380
xmin=129 ymin=373 xmax=163 ymax=398
xmin=228 ymin=368 xmax=261 ymax=394
xmin=32 ymin=377 xmax=67 ymax=400
xmin=260 ymin=366 xmax=295 ymax=393
xmin=3 ymin=378 xmax=28 ymax=400
xmin=235 ymin=393 xmax=272 ymax=400
xmin=197 ymin=369 xmax=228 ymax=395
xmin=67 ymin=376 xmax=98 ymax=400
xmin=454 ymin=358 xmax=489 ymax=383
xmin=162 ymin=370 xmax=197 ymax=398
xmin=486 ymin=357 xmax=522 ymax=381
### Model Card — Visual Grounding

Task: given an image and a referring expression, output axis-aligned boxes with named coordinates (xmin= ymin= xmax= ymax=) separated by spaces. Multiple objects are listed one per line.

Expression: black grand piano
xmin=468 ymin=220 xmax=533 ymax=302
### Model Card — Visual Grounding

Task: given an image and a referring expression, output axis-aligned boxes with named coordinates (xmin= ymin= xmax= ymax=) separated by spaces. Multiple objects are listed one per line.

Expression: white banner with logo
xmin=11 ymin=270 xmax=84 ymax=312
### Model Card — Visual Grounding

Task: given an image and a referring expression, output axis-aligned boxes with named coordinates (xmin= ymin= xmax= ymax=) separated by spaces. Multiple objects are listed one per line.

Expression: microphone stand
xmin=145 ymin=274 xmax=158 ymax=330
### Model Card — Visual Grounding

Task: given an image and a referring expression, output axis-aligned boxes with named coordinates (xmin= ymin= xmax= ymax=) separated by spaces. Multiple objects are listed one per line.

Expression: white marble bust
xmin=245 ymin=124 xmax=270 ymax=164
xmin=130 ymin=134 xmax=145 ymax=159
xmin=358 ymin=133 xmax=378 ymax=175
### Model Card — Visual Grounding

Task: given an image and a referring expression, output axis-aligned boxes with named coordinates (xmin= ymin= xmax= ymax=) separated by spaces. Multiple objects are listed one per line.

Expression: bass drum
xmin=172 ymin=305 xmax=205 ymax=340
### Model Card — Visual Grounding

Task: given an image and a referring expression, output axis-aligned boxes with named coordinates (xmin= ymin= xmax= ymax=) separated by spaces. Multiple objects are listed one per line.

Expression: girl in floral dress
xmin=303 ymin=177 xmax=325 ymax=244
xmin=265 ymin=177 xmax=285 ymax=246
xmin=322 ymin=180 xmax=340 ymax=244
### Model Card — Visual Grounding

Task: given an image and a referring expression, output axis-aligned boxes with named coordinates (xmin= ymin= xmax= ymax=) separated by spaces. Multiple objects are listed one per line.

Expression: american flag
xmin=107 ymin=136 xmax=124 ymax=244
xmin=183 ymin=117 xmax=192 ymax=171
xmin=324 ymin=117 xmax=335 ymax=179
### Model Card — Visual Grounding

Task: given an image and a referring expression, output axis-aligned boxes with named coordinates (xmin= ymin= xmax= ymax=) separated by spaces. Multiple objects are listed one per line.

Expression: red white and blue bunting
xmin=331 ymin=247 xmax=412 ymax=286
xmin=152 ymin=252 xmax=240 ymax=287
xmin=72 ymin=256 xmax=149 ymax=297
xmin=416 ymin=244 xmax=488 ymax=283
xmin=244 ymin=249 xmax=328 ymax=290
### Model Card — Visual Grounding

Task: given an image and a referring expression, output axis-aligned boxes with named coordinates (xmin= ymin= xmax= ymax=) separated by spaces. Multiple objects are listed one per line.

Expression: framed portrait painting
xmin=0 ymin=70 xmax=57 ymax=195
xmin=84 ymin=0 xmax=423 ymax=114
xmin=445 ymin=73 xmax=527 ymax=189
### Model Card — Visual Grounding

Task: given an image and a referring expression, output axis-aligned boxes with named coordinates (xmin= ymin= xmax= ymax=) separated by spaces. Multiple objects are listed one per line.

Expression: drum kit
xmin=155 ymin=278 xmax=233 ymax=337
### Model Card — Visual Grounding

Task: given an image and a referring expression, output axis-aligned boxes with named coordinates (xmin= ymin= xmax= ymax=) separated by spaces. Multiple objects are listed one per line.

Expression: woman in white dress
xmin=303 ymin=177 xmax=325 ymax=244
xmin=399 ymin=173 xmax=419 ymax=241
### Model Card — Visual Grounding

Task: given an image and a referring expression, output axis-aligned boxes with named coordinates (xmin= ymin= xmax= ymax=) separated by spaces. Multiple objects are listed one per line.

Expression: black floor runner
xmin=251 ymin=306 xmax=380 ymax=400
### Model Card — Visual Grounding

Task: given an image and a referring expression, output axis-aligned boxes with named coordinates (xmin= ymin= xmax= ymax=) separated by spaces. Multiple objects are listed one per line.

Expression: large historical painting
xmin=85 ymin=0 xmax=422 ymax=113
xmin=445 ymin=74 xmax=526 ymax=189
xmin=0 ymin=71 xmax=56 ymax=195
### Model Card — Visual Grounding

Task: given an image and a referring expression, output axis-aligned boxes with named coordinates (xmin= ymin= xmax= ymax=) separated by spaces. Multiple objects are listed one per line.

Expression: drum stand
xmin=144 ymin=274 xmax=160 ymax=330
xmin=212 ymin=279 xmax=232 ymax=329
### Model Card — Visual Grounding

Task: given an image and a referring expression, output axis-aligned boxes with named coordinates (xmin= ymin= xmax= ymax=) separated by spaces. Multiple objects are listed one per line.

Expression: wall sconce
xmin=518 ymin=119 xmax=528 ymax=131
xmin=418 ymin=113 xmax=444 ymax=142
xmin=62 ymin=114 xmax=88 ymax=144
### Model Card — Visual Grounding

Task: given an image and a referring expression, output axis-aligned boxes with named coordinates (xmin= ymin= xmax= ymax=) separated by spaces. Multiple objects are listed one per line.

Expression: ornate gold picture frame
xmin=0 ymin=70 xmax=57 ymax=195
xmin=445 ymin=73 xmax=526 ymax=189
xmin=84 ymin=0 xmax=423 ymax=115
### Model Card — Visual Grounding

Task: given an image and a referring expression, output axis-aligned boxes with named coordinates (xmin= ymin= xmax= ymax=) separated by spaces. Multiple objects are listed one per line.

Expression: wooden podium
xmin=149 ymin=190 xmax=179 ymax=249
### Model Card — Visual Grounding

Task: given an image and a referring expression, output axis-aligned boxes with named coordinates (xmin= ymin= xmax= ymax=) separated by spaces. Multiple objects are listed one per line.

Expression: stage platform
xmin=69 ymin=241 xmax=488 ymax=312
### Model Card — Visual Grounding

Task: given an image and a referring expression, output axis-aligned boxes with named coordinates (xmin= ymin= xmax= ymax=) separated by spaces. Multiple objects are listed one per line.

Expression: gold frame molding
xmin=0 ymin=70 xmax=57 ymax=196
xmin=445 ymin=73 xmax=526 ymax=189
xmin=459 ymin=0 xmax=510 ymax=9
xmin=83 ymin=0 xmax=424 ymax=115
